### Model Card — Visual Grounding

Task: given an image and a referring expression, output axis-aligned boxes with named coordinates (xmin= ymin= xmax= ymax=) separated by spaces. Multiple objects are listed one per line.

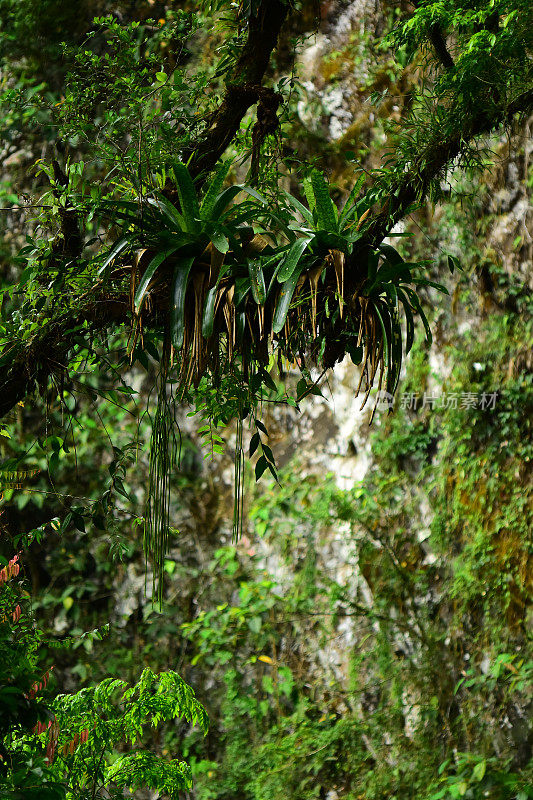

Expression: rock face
xmin=154 ymin=5 xmax=531 ymax=794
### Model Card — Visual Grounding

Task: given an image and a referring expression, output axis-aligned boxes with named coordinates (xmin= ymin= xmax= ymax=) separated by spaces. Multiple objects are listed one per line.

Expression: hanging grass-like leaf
xmin=248 ymin=259 xmax=266 ymax=305
xmin=397 ymin=286 xmax=416 ymax=354
xmin=98 ymin=236 xmax=131 ymax=277
xmin=170 ymin=256 xmax=196 ymax=349
xmin=273 ymin=264 xmax=304 ymax=334
xmin=277 ymin=237 xmax=310 ymax=283
xmin=404 ymin=286 xmax=432 ymax=344
xmin=134 ymin=248 xmax=178 ymax=314
xmin=172 ymin=162 xmax=200 ymax=232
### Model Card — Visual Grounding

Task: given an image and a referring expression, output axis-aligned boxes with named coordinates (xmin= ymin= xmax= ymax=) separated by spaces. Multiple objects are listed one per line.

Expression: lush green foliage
xmin=0 ymin=1 xmax=531 ymax=799
xmin=0 ymin=551 xmax=207 ymax=799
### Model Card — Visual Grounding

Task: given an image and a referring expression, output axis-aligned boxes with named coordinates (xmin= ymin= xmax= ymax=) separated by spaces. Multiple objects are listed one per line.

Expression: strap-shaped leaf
xmin=397 ymin=286 xmax=415 ymax=354
xmin=211 ymin=185 xmax=244 ymax=220
xmin=404 ymin=286 xmax=432 ymax=344
xmin=202 ymin=285 xmax=218 ymax=338
xmin=236 ymin=310 xmax=246 ymax=343
xmin=281 ymin=190 xmax=314 ymax=226
xmin=202 ymin=265 xmax=229 ymax=338
xmin=170 ymin=256 xmax=195 ymax=349
xmin=272 ymin=265 xmax=304 ymax=334
xmin=410 ymin=276 xmax=449 ymax=294
xmin=248 ymin=259 xmax=266 ymax=304
xmin=373 ymin=303 xmax=393 ymax=394
xmin=338 ymin=174 xmax=365 ymax=228
xmin=200 ymin=161 xmax=231 ymax=220
xmin=148 ymin=195 xmax=185 ymax=231
xmin=134 ymin=247 xmax=178 ymax=314
xmin=172 ymin=162 xmax=200 ymax=232
xmin=277 ymin=237 xmax=310 ymax=283
xmin=383 ymin=285 xmax=403 ymax=394
xmin=302 ymin=177 xmax=316 ymax=214
xmin=98 ymin=236 xmax=131 ymax=277
xmin=208 ymin=225 xmax=229 ymax=254
xmin=310 ymin=170 xmax=338 ymax=232
xmin=240 ymin=185 xmax=268 ymax=204
xmin=379 ymin=244 xmax=403 ymax=265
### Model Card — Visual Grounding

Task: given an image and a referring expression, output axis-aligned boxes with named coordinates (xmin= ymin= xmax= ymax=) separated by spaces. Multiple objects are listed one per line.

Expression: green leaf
xmin=248 ymin=259 xmax=266 ymax=304
xmin=148 ymin=195 xmax=185 ymax=231
xmin=240 ymin=185 xmax=268 ymax=205
xmin=406 ymin=287 xmax=432 ymax=344
xmin=202 ymin=286 xmax=218 ymax=338
xmin=170 ymin=256 xmax=195 ymax=349
xmin=211 ymin=185 xmax=244 ymax=219
xmin=272 ymin=265 xmax=303 ymax=334
xmin=200 ymin=161 xmax=231 ymax=220
xmin=261 ymin=444 xmax=275 ymax=465
xmin=397 ymin=286 xmax=415 ymax=354
xmin=472 ymin=760 xmax=486 ymax=782
xmin=172 ymin=162 xmax=200 ymax=232
xmin=303 ymin=177 xmax=316 ymax=214
xmin=134 ymin=248 xmax=177 ymax=314
xmin=98 ymin=236 xmax=131 ymax=277
xmin=249 ymin=432 xmax=260 ymax=457
xmin=209 ymin=228 xmax=229 ymax=254
xmin=373 ymin=303 xmax=392 ymax=393
xmin=255 ymin=455 xmax=269 ymax=480
xmin=310 ymin=170 xmax=338 ymax=232
xmin=338 ymin=174 xmax=365 ymax=227
xmin=278 ymin=237 xmax=310 ymax=283
xmin=379 ymin=243 xmax=403 ymax=265
xmin=282 ymin=190 xmax=314 ymax=226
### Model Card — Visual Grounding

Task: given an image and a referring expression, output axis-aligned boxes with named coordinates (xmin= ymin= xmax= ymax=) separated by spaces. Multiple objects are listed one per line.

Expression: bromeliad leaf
xmin=134 ymin=248 xmax=178 ymax=314
xmin=310 ymin=170 xmax=338 ymax=232
xmin=200 ymin=161 xmax=231 ymax=220
xmin=281 ymin=190 xmax=314 ymax=227
xmin=248 ymin=259 xmax=266 ymax=305
xmin=338 ymin=174 xmax=365 ymax=228
xmin=172 ymin=162 xmax=200 ymax=232
xmin=211 ymin=185 xmax=244 ymax=220
xmin=272 ymin=265 xmax=303 ymax=334
xmin=202 ymin=286 xmax=218 ymax=338
xmin=208 ymin=226 xmax=229 ymax=254
xmin=278 ymin=237 xmax=310 ymax=283
xmin=170 ymin=256 xmax=196 ymax=349
xmin=98 ymin=236 xmax=131 ymax=277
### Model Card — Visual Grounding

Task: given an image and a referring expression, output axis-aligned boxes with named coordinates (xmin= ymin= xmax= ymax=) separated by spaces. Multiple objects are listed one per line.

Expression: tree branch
xmin=355 ymin=87 xmax=533 ymax=255
xmin=186 ymin=0 xmax=289 ymax=179
xmin=0 ymin=293 xmax=129 ymax=419
xmin=428 ymin=23 xmax=454 ymax=70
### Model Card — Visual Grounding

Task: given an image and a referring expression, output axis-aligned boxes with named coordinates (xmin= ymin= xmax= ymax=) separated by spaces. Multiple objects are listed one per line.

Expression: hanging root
xmin=145 ymin=360 xmax=180 ymax=607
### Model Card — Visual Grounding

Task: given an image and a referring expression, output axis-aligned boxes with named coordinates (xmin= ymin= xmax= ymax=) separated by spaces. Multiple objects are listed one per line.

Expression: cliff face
xmin=167 ymin=6 xmax=532 ymax=796
xmin=0 ymin=2 xmax=531 ymax=798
